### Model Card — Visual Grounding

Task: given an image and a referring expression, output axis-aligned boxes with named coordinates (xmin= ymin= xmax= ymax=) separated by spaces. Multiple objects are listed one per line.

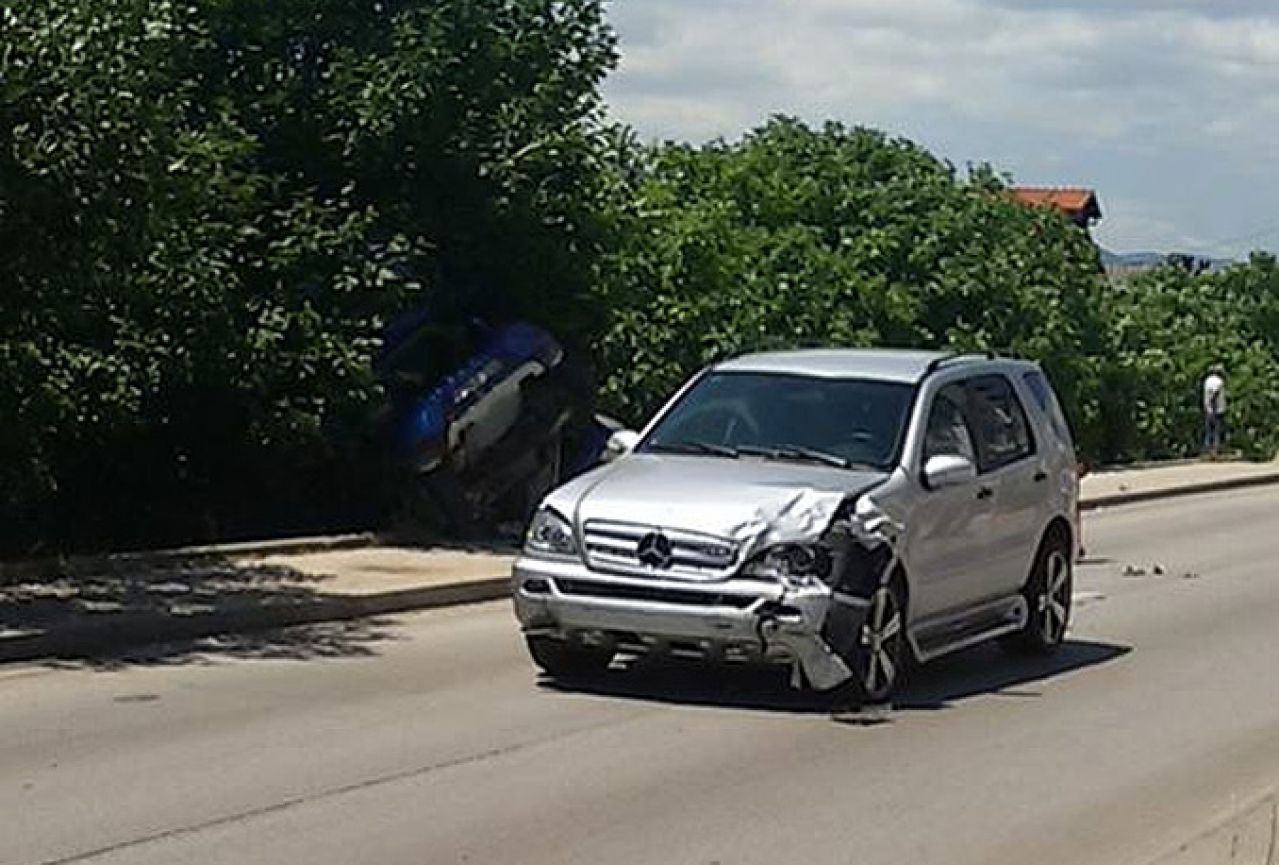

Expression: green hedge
xmin=0 ymin=0 xmax=620 ymax=554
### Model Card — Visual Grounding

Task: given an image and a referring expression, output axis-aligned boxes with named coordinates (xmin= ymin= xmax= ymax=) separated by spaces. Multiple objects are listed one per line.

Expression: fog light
xmin=523 ymin=578 xmax=551 ymax=595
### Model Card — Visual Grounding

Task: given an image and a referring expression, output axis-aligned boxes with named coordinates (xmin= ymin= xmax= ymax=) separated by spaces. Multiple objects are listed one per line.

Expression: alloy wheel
xmin=1038 ymin=550 xmax=1071 ymax=644
xmin=860 ymin=586 xmax=903 ymax=699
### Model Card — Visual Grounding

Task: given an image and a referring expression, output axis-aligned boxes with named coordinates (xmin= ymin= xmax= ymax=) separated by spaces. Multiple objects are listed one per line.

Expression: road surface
xmin=4 ymin=487 xmax=1279 ymax=865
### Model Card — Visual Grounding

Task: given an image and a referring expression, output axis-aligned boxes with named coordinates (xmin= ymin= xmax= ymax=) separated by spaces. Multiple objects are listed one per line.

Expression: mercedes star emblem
xmin=636 ymin=532 xmax=674 ymax=569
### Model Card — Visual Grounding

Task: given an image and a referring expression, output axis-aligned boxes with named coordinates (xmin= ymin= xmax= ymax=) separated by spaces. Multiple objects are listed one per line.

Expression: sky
xmin=602 ymin=0 xmax=1279 ymax=258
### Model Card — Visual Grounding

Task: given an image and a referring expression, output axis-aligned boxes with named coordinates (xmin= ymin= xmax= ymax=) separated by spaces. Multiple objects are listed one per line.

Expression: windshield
xmin=641 ymin=372 xmax=914 ymax=471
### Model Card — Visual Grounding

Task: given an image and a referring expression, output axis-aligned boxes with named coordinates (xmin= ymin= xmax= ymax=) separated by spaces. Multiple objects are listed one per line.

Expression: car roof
xmin=716 ymin=348 xmax=1039 ymax=384
xmin=716 ymin=348 xmax=957 ymax=384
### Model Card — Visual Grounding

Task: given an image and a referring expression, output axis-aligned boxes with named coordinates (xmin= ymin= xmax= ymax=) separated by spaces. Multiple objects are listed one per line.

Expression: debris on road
xmin=1121 ymin=562 xmax=1168 ymax=578
xmin=1073 ymin=590 xmax=1107 ymax=608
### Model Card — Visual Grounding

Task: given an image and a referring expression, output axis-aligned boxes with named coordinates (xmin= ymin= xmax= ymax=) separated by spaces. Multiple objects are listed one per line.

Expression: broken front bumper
xmin=512 ymin=556 xmax=871 ymax=690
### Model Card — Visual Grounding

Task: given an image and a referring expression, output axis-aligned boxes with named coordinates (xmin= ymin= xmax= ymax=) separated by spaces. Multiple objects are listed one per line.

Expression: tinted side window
xmin=1022 ymin=370 xmax=1072 ymax=445
xmin=967 ymin=375 xmax=1034 ymax=472
xmin=924 ymin=383 xmax=976 ymax=464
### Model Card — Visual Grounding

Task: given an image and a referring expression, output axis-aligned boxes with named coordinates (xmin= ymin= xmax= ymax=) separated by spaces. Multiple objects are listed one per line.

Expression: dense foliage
xmin=1096 ymin=254 xmax=1279 ymax=462
xmin=2 ymin=5 xmax=1276 ymax=556
xmin=594 ymin=119 xmax=1112 ymax=457
xmin=0 ymin=0 xmax=619 ymax=553
xmin=594 ymin=120 xmax=1279 ymax=466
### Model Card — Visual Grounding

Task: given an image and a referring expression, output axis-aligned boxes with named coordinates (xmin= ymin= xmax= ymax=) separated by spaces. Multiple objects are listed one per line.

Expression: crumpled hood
xmin=545 ymin=454 xmax=888 ymax=553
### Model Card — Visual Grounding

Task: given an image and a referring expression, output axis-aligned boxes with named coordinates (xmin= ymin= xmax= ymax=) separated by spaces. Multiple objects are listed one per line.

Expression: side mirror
xmin=923 ymin=454 xmax=977 ymax=490
xmin=603 ymin=430 xmax=641 ymax=463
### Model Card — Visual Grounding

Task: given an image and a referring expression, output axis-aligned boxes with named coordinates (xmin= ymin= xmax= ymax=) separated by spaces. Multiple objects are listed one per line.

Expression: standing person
xmin=1202 ymin=364 xmax=1227 ymax=457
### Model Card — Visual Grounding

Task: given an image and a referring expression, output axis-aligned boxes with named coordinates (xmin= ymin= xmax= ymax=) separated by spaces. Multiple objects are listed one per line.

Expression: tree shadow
xmin=541 ymin=639 xmax=1131 ymax=720
xmin=43 ymin=617 xmax=405 ymax=671
xmin=0 ymin=554 xmax=402 ymax=668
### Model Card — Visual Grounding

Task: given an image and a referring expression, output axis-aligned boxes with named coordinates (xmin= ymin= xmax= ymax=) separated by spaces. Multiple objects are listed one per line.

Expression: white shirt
xmin=1203 ymin=374 xmax=1226 ymax=414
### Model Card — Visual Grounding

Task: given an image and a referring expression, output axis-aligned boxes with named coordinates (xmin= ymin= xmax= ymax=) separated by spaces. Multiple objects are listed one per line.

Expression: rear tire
xmin=525 ymin=635 xmax=615 ymax=680
xmin=1004 ymin=531 xmax=1073 ymax=655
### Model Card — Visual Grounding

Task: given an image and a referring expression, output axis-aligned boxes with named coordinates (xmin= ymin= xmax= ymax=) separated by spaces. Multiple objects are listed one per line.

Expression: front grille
xmin=582 ymin=520 xmax=739 ymax=580
xmin=556 ymin=579 xmax=758 ymax=610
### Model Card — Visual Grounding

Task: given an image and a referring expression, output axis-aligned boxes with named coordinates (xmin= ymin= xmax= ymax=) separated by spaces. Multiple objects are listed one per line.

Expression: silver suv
xmin=513 ymin=349 xmax=1079 ymax=704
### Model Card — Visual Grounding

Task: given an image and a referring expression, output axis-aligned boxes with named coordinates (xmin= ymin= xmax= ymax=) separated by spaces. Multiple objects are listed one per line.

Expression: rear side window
xmin=967 ymin=375 xmax=1034 ymax=472
xmin=1022 ymin=370 xmax=1073 ymax=446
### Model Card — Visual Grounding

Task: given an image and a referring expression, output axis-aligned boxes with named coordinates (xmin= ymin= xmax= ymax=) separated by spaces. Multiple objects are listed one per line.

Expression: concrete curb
xmin=1081 ymin=471 xmax=1279 ymax=511
xmin=0 ymin=577 xmax=510 ymax=664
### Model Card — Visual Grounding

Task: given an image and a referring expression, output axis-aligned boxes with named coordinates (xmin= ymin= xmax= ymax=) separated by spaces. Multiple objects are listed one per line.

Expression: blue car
xmin=375 ymin=310 xmax=607 ymax=534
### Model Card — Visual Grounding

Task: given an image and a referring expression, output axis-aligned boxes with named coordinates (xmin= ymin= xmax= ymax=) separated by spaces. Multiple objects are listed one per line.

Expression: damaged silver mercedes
xmin=513 ymin=349 xmax=1080 ymax=704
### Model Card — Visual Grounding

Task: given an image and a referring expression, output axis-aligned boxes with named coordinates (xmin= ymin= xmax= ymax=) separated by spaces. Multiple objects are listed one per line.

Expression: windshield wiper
xmin=737 ymin=443 xmax=855 ymax=469
xmin=647 ymin=440 xmax=740 ymax=458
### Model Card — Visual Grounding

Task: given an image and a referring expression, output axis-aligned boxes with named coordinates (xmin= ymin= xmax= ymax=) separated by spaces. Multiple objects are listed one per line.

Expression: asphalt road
xmin=5 ymin=487 xmax=1279 ymax=865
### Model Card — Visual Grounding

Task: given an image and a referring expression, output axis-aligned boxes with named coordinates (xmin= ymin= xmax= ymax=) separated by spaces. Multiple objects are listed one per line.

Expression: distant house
xmin=1009 ymin=187 xmax=1103 ymax=232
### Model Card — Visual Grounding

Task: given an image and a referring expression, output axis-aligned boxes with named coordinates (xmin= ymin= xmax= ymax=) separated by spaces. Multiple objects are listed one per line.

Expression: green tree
xmin=594 ymin=118 xmax=1110 ymax=456
xmin=1099 ymin=257 xmax=1279 ymax=461
xmin=0 ymin=0 xmax=619 ymax=553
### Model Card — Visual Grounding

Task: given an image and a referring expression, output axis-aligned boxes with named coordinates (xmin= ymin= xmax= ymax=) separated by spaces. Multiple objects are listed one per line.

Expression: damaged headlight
xmin=744 ymin=543 xmax=834 ymax=585
xmin=524 ymin=508 xmax=578 ymax=558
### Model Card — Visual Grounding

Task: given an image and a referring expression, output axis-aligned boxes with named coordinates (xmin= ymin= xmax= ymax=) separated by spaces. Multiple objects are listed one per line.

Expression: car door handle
xmin=1033 ymin=470 xmax=1048 ymax=483
xmin=976 ymin=485 xmax=994 ymax=500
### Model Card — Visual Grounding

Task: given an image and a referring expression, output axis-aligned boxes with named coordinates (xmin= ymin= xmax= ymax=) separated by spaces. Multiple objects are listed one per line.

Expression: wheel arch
xmin=889 ymin=561 xmax=911 ymax=616
xmin=1041 ymin=515 xmax=1074 ymax=555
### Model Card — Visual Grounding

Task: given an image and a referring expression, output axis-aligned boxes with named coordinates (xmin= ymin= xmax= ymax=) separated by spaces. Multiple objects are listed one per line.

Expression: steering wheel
xmin=833 ymin=428 xmax=877 ymax=447
xmin=665 ymin=401 xmax=761 ymax=446
xmin=723 ymin=411 xmax=761 ymax=443
xmin=829 ymin=428 xmax=881 ymax=462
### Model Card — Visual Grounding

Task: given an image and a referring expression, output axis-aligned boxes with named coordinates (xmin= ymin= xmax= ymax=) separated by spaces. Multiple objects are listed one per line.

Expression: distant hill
xmin=1100 ymin=248 xmax=1233 ymax=273
xmin=1099 ymin=249 xmax=1164 ymax=267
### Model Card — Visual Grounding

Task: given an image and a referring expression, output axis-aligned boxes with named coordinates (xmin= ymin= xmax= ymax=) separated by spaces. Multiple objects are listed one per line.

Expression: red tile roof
xmin=1009 ymin=187 xmax=1102 ymax=221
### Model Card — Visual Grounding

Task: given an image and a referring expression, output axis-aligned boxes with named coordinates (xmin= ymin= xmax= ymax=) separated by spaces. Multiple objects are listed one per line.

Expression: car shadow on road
xmin=541 ymin=639 xmax=1131 ymax=719
xmin=0 ymin=555 xmax=402 ymax=670
xmin=893 ymin=639 xmax=1131 ymax=710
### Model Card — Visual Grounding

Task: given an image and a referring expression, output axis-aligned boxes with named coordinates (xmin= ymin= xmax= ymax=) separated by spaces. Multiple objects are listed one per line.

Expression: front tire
xmin=1005 ymin=532 xmax=1073 ymax=654
xmin=831 ymin=582 xmax=907 ymax=706
xmin=525 ymin=635 xmax=615 ymax=680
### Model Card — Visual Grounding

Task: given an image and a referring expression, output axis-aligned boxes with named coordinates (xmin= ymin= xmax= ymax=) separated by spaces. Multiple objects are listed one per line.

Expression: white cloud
xmin=604 ymin=0 xmax=1279 ymax=256
xmin=1093 ymin=197 xmax=1208 ymax=253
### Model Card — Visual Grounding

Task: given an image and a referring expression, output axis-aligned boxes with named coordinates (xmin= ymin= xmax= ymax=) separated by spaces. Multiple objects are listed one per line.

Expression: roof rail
xmin=922 ymin=350 xmax=998 ymax=378
xmin=922 ymin=352 xmax=959 ymax=377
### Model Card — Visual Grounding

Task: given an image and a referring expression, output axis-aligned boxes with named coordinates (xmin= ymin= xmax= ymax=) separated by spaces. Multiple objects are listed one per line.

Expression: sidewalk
xmin=0 ymin=545 xmax=517 ymax=663
xmin=1080 ymin=456 xmax=1279 ymax=510
xmin=4 ymin=458 xmax=1278 ymax=664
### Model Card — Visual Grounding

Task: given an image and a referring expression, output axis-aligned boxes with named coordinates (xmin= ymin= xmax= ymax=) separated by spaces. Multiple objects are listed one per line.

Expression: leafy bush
xmin=593 ymin=118 xmax=1110 ymax=456
xmin=1098 ymin=255 xmax=1279 ymax=461
xmin=0 ymin=0 xmax=619 ymax=554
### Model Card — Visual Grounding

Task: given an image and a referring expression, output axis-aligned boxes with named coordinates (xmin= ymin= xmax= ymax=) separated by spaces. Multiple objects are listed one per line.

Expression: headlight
xmin=744 ymin=544 xmax=833 ymax=585
xmin=524 ymin=508 xmax=578 ymax=557
xmin=452 ymin=358 xmax=508 ymax=416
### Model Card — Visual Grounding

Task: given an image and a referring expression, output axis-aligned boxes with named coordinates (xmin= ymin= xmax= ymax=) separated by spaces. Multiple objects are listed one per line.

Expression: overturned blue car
xmin=374 ymin=310 xmax=614 ymax=536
